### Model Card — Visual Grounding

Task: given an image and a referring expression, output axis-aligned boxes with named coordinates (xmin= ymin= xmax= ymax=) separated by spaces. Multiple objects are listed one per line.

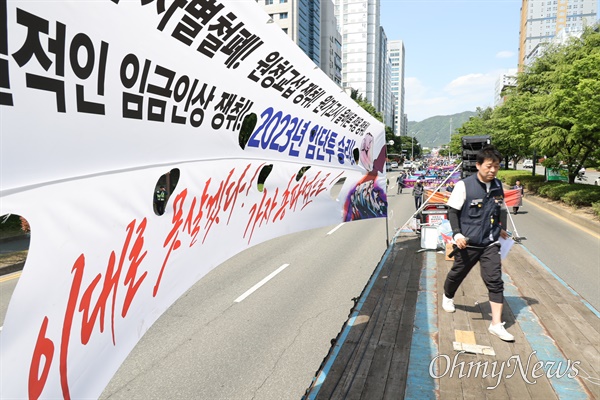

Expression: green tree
xmin=516 ymin=28 xmax=600 ymax=183
xmin=489 ymin=92 xmax=535 ymax=169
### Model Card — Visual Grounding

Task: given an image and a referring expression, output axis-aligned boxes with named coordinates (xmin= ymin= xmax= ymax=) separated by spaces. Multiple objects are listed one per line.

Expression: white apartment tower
xmin=519 ymin=0 xmax=597 ymax=69
xmin=387 ymin=40 xmax=406 ymax=136
xmin=334 ymin=0 xmax=382 ymax=110
xmin=494 ymin=70 xmax=518 ymax=106
xmin=379 ymin=28 xmax=394 ymax=128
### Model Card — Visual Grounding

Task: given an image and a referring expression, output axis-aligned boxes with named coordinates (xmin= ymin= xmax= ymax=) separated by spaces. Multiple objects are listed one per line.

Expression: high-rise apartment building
xmin=494 ymin=70 xmax=518 ymax=106
xmin=519 ymin=0 xmax=597 ymax=69
xmin=260 ymin=0 xmax=322 ymax=66
xmin=334 ymin=0 xmax=382 ymax=110
xmin=259 ymin=0 xmax=342 ymax=84
xmin=387 ymin=40 xmax=405 ymax=136
xmin=379 ymin=28 xmax=394 ymax=128
xmin=321 ymin=0 xmax=343 ymax=85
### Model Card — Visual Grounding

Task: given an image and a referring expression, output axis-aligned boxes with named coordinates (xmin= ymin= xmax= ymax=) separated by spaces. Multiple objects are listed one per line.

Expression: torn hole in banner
xmin=330 ymin=177 xmax=346 ymax=200
xmin=153 ymin=168 xmax=180 ymax=216
xmin=238 ymin=113 xmax=257 ymax=150
xmin=295 ymin=166 xmax=311 ymax=181
xmin=257 ymin=164 xmax=273 ymax=192
xmin=0 ymin=213 xmax=31 ymax=324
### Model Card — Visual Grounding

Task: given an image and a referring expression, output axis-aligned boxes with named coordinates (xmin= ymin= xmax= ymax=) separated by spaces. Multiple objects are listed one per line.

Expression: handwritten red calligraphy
xmin=246 ymin=170 xmax=344 ymax=243
xmin=154 ymin=164 xmax=258 ymax=295
xmin=28 ymin=317 xmax=54 ymax=400
xmin=29 ymin=219 xmax=149 ymax=400
xmin=154 ymin=164 xmax=341 ymax=293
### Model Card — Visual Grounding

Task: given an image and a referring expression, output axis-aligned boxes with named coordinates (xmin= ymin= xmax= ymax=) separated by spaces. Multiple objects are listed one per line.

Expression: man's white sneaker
xmin=442 ymin=295 xmax=455 ymax=313
xmin=488 ymin=322 xmax=515 ymax=342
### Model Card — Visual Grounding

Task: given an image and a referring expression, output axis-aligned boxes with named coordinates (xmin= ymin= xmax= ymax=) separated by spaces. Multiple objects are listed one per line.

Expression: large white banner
xmin=0 ymin=1 xmax=387 ymax=398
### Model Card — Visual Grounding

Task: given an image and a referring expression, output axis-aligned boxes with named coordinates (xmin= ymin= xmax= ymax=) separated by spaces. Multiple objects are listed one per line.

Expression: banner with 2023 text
xmin=0 ymin=1 xmax=386 ymax=398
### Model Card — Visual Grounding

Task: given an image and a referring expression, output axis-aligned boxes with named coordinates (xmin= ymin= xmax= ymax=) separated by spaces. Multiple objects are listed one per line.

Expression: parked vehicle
xmin=403 ymin=161 xmax=412 ymax=169
xmin=391 ymin=161 xmax=398 ymax=169
xmin=523 ymin=159 xmax=533 ymax=168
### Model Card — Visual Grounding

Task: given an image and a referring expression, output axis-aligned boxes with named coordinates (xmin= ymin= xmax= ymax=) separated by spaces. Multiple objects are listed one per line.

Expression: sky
xmin=378 ymin=0 xmax=589 ymax=122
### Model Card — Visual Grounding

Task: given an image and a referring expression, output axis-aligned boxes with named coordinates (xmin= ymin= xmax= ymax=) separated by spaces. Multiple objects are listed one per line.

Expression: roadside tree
xmin=517 ymin=28 xmax=600 ymax=183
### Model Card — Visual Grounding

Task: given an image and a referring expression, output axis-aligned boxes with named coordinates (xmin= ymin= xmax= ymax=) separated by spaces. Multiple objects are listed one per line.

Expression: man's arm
xmin=447 ymin=207 xmax=467 ymax=248
xmin=446 ymin=181 xmax=468 ymax=249
xmin=448 ymin=207 xmax=461 ymax=237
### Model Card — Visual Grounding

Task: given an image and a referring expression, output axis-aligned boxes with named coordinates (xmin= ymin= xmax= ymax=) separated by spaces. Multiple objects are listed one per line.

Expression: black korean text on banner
xmin=111 ymin=0 xmax=263 ymax=70
xmin=119 ymin=53 xmax=254 ymax=130
xmin=247 ymin=51 xmax=371 ymax=134
xmin=11 ymin=9 xmax=108 ymax=114
xmin=7 ymin=5 xmax=256 ymax=131
xmin=1 ymin=0 xmax=14 ymax=105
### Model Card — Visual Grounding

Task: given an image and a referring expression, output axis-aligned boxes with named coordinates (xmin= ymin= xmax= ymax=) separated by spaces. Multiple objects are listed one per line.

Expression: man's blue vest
xmin=459 ymin=174 xmax=504 ymax=246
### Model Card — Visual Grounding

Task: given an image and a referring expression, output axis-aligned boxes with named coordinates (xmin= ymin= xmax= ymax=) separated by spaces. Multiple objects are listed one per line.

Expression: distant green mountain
xmin=407 ymin=111 xmax=477 ymax=148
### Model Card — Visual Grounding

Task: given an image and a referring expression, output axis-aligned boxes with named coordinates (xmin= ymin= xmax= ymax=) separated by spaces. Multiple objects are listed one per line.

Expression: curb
xmin=0 ymin=261 xmax=25 ymax=276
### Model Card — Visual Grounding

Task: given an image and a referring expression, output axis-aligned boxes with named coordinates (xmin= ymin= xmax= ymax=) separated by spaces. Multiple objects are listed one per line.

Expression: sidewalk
xmin=304 ymin=235 xmax=600 ymax=399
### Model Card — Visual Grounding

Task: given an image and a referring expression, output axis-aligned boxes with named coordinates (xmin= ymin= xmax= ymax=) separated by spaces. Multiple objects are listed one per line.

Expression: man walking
xmin=441 ymin=145 xmax=514 ymax=342
xmin=396 ymin=173 xmax=405 ymax=194
xmin=412 ymin=179 xmax=424 ymax=210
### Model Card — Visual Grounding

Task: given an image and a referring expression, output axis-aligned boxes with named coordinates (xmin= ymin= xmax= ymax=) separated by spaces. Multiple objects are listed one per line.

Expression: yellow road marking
xmin=0 ymin=271 xmax=22 ymax=283
xmin=524 ymin=198 xmax=600 ymax=239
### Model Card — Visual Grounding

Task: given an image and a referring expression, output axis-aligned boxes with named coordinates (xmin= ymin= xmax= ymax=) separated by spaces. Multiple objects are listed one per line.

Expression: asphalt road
xmin=1 ymin=172 xmax=598 ymax=399
xmin=508 ymin=196 xmax=600 ymax=310
xmin=0 ymin=274 xmax=18 ymax=332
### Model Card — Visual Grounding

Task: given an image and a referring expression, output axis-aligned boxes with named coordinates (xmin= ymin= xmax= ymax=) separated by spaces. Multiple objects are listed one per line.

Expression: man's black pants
xmin=414 ymin=196 xmax=422 ymax=210
xmin=443 ymin=243 xmax=504 ymax=304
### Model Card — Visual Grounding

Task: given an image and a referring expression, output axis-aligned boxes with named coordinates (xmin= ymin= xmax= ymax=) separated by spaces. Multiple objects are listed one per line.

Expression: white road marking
xmin=234 ymin=264 xmax=290 ymax=303
xmin=326 ymin=223 xmax=344 ymax=235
